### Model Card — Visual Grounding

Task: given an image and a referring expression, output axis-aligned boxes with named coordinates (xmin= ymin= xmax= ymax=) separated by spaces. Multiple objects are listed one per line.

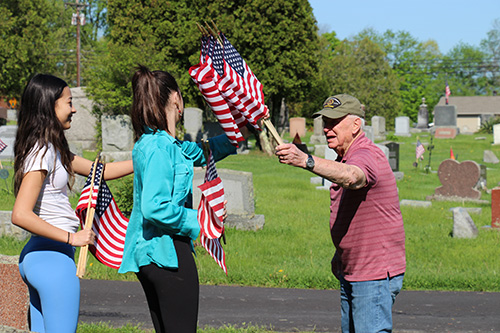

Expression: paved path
xmin=80 ymin=280 xmax=500 ymax=332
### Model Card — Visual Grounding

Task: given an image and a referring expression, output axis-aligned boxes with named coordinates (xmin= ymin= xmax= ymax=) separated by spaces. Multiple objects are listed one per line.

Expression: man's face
xmin=323 ymin=115 xmax=357 ymax=156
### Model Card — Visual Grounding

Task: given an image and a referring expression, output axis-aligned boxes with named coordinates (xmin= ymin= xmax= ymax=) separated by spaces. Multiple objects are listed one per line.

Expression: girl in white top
xmin=11 ymin=74 xmax=133 ymax=333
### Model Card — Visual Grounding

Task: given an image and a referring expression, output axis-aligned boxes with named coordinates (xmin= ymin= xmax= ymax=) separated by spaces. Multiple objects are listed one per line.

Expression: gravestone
xmin=433 ymin=105 xmax=459 ymax=139
xmin=491 ymin=187 xmax=500 ymax=228
xmin=483 ymin=150 xmax=499 ymax=164
xmin=289 ymin=117 xmax=306 ymax=139
xmin=493 ymin=124 xmax=500 ymax=145
xmin=400 ymin=199 xmax=432 ymax=208
xmin=475 ymin=164 xmax=487 ymax=191
xmin=314 ymin=144 xmax=328 ymax=157
xmin=394 ymin=116 xmax=411 ymax=137
xmin=0 ymin=211 xmax=29 ymax=240
xmin=276 ymin=97 xmax=289 ymax=134
xmin=416 ymin=98 xmax=428 ymax=129
xmin=192 ymin=168 xmax=264 ymax=231
xmin=375 ymin=144 xmax=389 ymax=160
xmin=363 ymin=125 xmax=374 ymax=142
xmin=434 ymin=159 xmax=481 ymax=199
xmin=371 ymin=116 xmax=386 ymax=141
xmin=0 ymin=255 xmax=29 ymax=331
xmin=66 ymin=87 xmax=97 ymax=150
xmin=384 ymin=142 xmax=399 ymax=172
xmin=416 ymin=98 xmax=429 ymax=129
xmin=184 ymin=107 xmax=203 ymax=142
xmin=315 ymin=148 xmax=338 ymax=190
xmin=309 ymin=117 xmax=326 ymax=145
xmin=0 ymin=125 xmax=17 ymax=160
xmin=451 ymin=207 xmax=479 ymax=238
xmin=101 ymin=115 xmax=134 ymax=162
xmin=7 ymin=109 xmax=17 ymax=122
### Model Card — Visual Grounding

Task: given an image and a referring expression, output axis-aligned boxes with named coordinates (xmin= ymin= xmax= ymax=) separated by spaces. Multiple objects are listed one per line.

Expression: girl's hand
xmin=70 ymin=229 xmax=96 ymax=247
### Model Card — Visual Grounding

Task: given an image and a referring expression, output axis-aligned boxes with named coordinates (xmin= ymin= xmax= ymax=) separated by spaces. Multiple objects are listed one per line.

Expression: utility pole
xmin=65 ymin=0 xmax=88 ymax=87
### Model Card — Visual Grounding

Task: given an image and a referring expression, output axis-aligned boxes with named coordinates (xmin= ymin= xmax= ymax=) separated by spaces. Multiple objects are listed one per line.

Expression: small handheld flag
xmin=197 ymin=140 xmax=227 ymax=274
xmin=75 ymin=157 xmax=129 ymax=276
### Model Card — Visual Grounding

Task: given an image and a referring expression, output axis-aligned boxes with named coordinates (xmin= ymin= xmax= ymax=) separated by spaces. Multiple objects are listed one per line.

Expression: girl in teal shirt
xmin=119 ymin=65 xmax=238 ymax=332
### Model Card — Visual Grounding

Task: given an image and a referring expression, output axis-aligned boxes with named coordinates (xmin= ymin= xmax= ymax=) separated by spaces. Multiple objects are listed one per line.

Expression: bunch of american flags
xmin=189 ymin=26 xmax=269 ymax=146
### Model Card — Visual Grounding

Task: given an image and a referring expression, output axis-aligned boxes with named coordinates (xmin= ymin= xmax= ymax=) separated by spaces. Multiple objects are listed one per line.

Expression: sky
xmin=309 ymin=0 xmax=500 ymax=54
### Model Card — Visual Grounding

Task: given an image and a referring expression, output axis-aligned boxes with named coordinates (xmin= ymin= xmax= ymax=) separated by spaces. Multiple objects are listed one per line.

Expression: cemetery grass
xmin=1 ymin=132 xmax=500 ymax=292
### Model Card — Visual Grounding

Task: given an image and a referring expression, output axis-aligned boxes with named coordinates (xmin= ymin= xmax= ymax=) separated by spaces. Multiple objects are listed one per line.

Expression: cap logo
xmin=323 ymin=97 xmax=342 ymax=109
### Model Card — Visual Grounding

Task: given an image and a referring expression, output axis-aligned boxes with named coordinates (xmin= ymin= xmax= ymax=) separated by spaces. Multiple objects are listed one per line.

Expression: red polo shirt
xmin=329 ymin=133 xmax=406 ymax=282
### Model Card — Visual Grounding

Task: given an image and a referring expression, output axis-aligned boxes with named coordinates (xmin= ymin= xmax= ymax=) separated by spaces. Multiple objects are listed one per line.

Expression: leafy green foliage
xmin=328 ymin=38 xmax=401 ymax=128
xmin=0 ymin=0 xmax=59 ymax=97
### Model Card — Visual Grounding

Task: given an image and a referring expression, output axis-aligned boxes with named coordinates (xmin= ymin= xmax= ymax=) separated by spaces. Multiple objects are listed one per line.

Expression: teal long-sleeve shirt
xmin=118 ymin=128 xmax=237 ymax=273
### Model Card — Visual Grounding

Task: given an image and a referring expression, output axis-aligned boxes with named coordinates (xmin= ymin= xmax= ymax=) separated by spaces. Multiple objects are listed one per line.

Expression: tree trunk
xmin=259 ymin=129 xmax=274 ymax=156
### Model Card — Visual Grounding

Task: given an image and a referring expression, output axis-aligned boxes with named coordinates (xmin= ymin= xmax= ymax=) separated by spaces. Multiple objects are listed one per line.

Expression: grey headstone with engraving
xmin=193 ymin=168 xmax=264 ymax=231
xmin=363 ymin=126 xmax=374 ymax=142
xmin=0 ymin=211 xmax=28 ymax=241
xmin=452 ymin=207 xmax=478 ymax=239
xmin=309 ymin=117 xmax=326 ymax=145
xmin=371 ymin=116 xmax=386 ymax=140
xmin=0 ymin=125 xmax=17 ymax=160
xmin=315 ymin=148 xmax=338 ymax=190
xmin=385 ymin=142 xmax=400 ymax=172
xmin=494 ymin=124 xmax=500 ymax=145
xmin=416 ymin=98 xmax=429 ymax=129
xmin=101 ymin=114 xmax=134 ymax=162
xmin=434 ymin=105 xmax=457 ymax=127
xmin=7 ymin=109 xmax=17 ymax=122
xmin=395 ymin=116 xmax=410 ymax=137
xmin=483 ymin=150 xmax=499 ymax=164
xmin=184 ymin=107 xmax=203 ymax=142
xmin=66 ymin=87 xmax=97 ymax=150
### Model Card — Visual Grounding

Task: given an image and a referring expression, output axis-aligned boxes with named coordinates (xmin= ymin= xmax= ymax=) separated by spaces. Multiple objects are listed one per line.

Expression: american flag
xmin=0 ymin=139 xmax=7 ymax=153
xmin=189 ymin=35 xmax=244 ymax=146
xmin=76 ymin=162 xmax=129 ymax=269
xmin=416 ymin=139 xmax=425 ymax=160
xmin=445 ymin=81 xmax=451 ymax=105
xmin=197 ymin=150 xmax=227 ymax=274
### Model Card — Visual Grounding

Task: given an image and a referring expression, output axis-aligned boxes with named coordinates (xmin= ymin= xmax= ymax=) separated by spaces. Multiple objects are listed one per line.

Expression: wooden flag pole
xmin=76 ymin=155 xmax=102 ymax=278
xmin=263 ymin=119 xmax=284 ymax=145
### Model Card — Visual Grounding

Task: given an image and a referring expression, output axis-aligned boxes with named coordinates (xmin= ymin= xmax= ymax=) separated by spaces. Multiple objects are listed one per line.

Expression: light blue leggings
xmin=18 ymin=236 xmax=80 ymax=333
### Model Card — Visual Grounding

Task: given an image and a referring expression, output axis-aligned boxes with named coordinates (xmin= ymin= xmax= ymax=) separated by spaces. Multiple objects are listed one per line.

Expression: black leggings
xmin=136 ymin=236 xmax=199 ymax=333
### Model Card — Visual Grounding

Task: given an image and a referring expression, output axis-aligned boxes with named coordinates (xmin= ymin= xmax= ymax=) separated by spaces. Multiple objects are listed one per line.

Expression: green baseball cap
xmin=313 ymin=94 xmax=365 ymax=119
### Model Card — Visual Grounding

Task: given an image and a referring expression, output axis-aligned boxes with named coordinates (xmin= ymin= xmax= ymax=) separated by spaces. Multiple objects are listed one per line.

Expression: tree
xmin=0 ymin=0 xmax=61 ymax=98
xmin=355 ymin=29 xmax=442 ymax=122
xmin=328 ymin=38 xmax=401 ymax=128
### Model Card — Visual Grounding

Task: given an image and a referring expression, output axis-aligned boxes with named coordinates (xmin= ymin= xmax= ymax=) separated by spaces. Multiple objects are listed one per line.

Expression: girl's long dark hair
xmin=130 ymin=64 xmax=180 ymax=141
xmin=14 ymin=74 xmax=73 ymax=195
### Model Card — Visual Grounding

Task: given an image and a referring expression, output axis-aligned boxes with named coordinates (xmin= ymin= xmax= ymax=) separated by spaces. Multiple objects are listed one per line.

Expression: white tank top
xmin=24 ymin=143 xmax=79 ymax=233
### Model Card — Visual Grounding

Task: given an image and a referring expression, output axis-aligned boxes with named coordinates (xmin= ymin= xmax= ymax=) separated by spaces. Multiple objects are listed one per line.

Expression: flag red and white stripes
xmin=76 ymin=162 xmax=129 ymax=269
xmin=416 ymin=139 xmax=425 ymax=160
xmin=0 ymin=139 xmax=7 ymax=153
xmin=197 ymin=150 xmax=227 ymax=274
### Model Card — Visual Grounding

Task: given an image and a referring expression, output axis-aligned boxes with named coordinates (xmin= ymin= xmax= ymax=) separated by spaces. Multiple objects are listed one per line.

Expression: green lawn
xmin=2 ymin=131 xmax=500 ymax=293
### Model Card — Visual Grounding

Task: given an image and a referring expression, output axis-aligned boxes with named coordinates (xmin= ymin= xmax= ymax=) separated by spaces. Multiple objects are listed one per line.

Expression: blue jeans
xmin=339 ymin=273 xmax=404 ymax=333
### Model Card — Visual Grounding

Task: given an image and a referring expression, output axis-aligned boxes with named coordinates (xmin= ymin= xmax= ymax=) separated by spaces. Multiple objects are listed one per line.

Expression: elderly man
xmin=275 ymin=94 xmax=406 ymax=333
